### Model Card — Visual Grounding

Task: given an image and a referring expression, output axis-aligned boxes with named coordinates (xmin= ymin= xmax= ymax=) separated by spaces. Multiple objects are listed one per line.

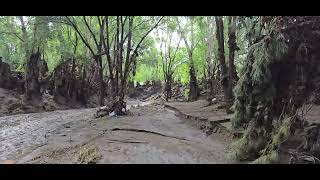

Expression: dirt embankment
xmin=0 ymin=87 xmax=70 ymax=117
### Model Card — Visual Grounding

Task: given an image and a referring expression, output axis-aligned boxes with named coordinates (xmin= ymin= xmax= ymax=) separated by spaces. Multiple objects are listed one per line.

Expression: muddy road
xmin=0 ymin=100 xmax=232 ymax=164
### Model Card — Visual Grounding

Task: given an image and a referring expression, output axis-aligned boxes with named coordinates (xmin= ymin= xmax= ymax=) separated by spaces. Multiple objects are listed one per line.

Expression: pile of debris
xmin=95 ymin=96 xmax=127 ymax=118
xmin=171 ymin=83 xmax=187 ymax=102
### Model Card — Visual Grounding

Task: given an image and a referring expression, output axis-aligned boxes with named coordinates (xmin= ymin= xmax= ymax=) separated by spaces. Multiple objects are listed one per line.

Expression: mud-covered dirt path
xmin=1 ymin=100 xmax=232 ymax=164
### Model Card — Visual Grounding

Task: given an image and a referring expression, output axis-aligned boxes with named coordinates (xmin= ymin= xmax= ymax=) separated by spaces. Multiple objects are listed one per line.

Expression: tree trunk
xmin=17 ymin=16 xmax=30 ymax=66
xmin=97 ymin=56 xmax=105 ymax=106
xmin=215 ymin=16 xmax=233 ymax=112
xmin=120 ymin=16 xmax=134 ymax=101
xmin=206 ymin=16 xmax=215 ymax=99
xmin=164 ymin=73 xmax=173 ymax=101
xmin=227 ymin=16 xmax=239 ymax=83
xmin=0 ymin=57 xmax=11 ymax=89
xmin=188 ymin=55 xmax=200 ymax=101
xmin=176 ymin=17 xmax=200 ymax=102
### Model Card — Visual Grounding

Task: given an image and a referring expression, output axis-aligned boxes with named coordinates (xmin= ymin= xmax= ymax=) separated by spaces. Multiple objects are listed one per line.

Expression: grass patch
xmin=75 ymin=145 xmax=102 ymax=164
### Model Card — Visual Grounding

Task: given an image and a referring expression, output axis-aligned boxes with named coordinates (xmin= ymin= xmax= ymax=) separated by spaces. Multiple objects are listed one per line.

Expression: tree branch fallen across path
xmin=104 ymin=128 xmax=190 ymax=141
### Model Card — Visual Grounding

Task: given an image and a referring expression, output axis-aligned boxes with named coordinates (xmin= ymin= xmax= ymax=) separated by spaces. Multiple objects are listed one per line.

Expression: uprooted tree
xmin=51 ymin=58 xmax=95 ymax=107
xmin=25 ymin=50 xmax=49 ymax=103
xmin=0 ymin=57 xmax=24 ymax=93
xmin=231 ymin=16 xmax=320 ymax=163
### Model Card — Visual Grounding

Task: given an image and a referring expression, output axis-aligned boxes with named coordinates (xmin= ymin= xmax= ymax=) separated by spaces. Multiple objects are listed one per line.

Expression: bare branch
xmin=83 ymin=16 xmax=99 ymax=48
xmin=65 ymin=16 xmax=95 ymax=56
xmin=131 ymin=16 xmax=164 ymax=59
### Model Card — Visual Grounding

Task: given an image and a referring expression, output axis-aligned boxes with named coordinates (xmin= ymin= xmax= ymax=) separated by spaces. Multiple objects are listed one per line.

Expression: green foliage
xmin=0 ymin=16 xmax=25 ymax=69
xmin=231 ymin=17 xmax=292 ymax=162
xmin=228 ymin=134 xmax=251 ymax=160
xmin=134 ymin=64 xmax=161 ymax=83
xmin=174 ymin=62 xmax=189 ymax=84
xmin=1 ymin=16 xmax=247 ymax=85
xmin=250 ymin=116 xmax=291 ymax=164
xmin=232 ymin=34 xmax=288 ymax=128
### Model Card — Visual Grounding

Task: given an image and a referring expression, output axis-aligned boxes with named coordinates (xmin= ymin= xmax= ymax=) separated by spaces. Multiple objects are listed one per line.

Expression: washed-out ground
xmin=2 ymin=86 xmax=318 ymax=164
xmin=1 ymin=98 xmax=234 ymax=164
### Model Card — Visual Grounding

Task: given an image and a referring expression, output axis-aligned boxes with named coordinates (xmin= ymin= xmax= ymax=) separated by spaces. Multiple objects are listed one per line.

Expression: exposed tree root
xmin=104 ymin=138 xmax=147 ymax=144
xmin=107 ymin=128 xmax=189 ymax=141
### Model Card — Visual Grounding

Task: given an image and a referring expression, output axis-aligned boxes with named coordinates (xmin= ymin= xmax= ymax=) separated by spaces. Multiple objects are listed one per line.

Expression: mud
xmin=0 ymin=99 xmax=232 ymax=164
